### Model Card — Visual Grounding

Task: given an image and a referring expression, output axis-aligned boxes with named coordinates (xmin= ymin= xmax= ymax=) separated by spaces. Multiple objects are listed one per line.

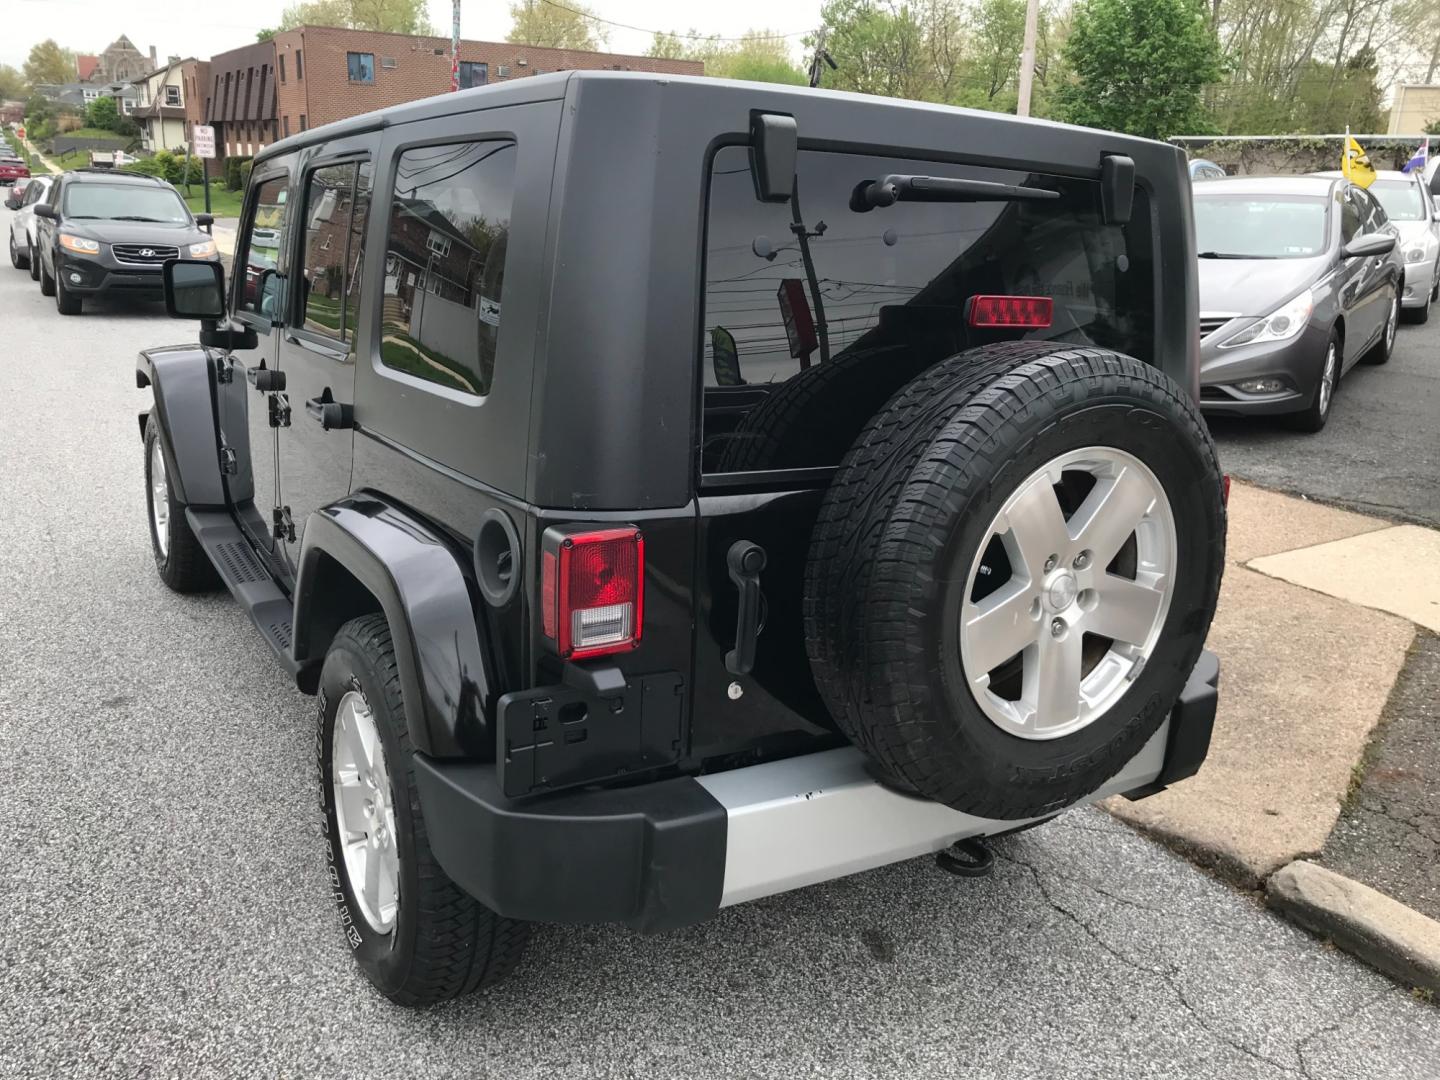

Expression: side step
xmin=186 ymin=509 xmax=304 ymax=679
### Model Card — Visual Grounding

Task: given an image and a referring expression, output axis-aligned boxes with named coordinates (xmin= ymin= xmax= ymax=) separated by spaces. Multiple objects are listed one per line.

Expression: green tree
xmin=279 ymin=0 xmax=432 ymax=33
xmin=813 ymin=0 xmax=932 ymax=100
xmin=0 ymin=64 xmax=26 ymax=102
xmin=85 ymin=95 xmax=120 ymax=132
xmin=648 ymin=29 xmax=806 ymax=84
xmin=1425 ymin=117 xmax=1440 ymax=136
xmin=23 ymin=40 xmax=77 ymax=88
xmin=506 ymin=0 xmax=606 ymax=50
xmin=1054 ymin=0 xmax=1223 ymax=138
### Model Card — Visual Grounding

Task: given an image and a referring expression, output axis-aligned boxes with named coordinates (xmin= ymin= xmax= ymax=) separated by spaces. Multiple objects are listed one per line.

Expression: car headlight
xmin=189 ymin=239 xmax=217 ymax=258
xmin=1218 ymin=289 xmax=1314 ymax=349
xmin=58 ymin=233 xmax=100 ymax=255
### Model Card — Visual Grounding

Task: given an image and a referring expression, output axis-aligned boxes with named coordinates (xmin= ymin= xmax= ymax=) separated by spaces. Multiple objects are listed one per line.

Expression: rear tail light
xmin=966 ymin=294 xmax=1054 ymax=328
xmin=540 ymin=526 xmax=644 ymax=660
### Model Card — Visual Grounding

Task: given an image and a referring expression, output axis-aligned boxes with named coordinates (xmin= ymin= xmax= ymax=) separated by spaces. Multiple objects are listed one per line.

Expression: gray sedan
xmin=1195 ymin=175 xmax=1402 ymax=432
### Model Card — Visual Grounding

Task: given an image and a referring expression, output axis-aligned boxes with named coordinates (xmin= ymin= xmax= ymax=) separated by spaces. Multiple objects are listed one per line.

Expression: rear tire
xmin=144 ymin=416 xmax=220 ymax=593
xmin=28 ymin=242 xmax=39 ymax=281
xmin=805 ymin=346 xmax=1225 ymax=819
xmin=319 ymin=614 xmax=530 ymax=1007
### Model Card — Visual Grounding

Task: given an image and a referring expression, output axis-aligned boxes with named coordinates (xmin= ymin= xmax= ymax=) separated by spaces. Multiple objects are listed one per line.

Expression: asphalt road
xmin=2 ymin=223 xmax=1437 ymax=1079
xmin=1209 ymin=310 xmax=1440 ymax=527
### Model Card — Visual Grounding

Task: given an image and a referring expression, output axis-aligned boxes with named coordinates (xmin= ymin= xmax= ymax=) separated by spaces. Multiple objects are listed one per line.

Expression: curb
xmin=1266 ymin=860 xmax=1440 ymax=993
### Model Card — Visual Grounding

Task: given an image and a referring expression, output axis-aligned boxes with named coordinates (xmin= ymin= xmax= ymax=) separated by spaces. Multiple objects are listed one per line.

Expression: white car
xmin=6 ymin=173 xmax=53 ymax=281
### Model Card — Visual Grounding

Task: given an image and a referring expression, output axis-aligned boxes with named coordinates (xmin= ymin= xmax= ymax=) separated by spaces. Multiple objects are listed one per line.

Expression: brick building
xmin=269 ymin=26 xmax=702 ymax=139
xmin=205 ymin=40 xmax=281 ymax=162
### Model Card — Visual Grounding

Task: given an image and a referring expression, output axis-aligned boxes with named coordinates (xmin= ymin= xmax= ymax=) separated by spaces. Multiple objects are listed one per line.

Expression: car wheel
xmin=319 ymin=614 xmax=530 ymax=1006
xmin=54 ymin=270 xmax=81 ymax=315
xmin=1285 ymin=330 xmax=1340 ymax=433
xmin=144 ymin=415 xmax=220 ymax=593
xmin=39 ymin=254 xmax=55 ymax=296
xmin=1363 ymin=287 xmax=1399 ymax=363
xmin=8 ymin=229 xmax=26 ymax=270
xmin=805 ymin=345 xmax=1225 ymax=820
xmin=28 ymin=242 xmax=39 ymax=281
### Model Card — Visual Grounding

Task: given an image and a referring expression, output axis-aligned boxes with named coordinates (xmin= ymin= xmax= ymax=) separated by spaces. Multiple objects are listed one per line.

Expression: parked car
xmin=4 ymin=174 xmax=33 ymax=204
xmin=1312 ymin=169 xmax=1439 ymax=323
xmin=32 ymin=168 xmax=216 ymax=315
xmin=7 ymin=173 xmax=54 ymax=279
xmin=1193 ymin=175 xmax=1402 ymax=432
xmin=138 ymin=72 xmax=1225 ymax=1006
xmin=0 ymin=153 xmax=29 ymax=187
xmin=1189 ymin=158 xmax=1226 ymax=181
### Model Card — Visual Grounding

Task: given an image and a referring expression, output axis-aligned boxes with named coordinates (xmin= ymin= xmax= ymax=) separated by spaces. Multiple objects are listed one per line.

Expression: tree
xmin=647 ymin=29 xmax=806 ymax=84
xmin=279 ymin=0 xmax=433 ymax=33
xmin=1053 ymin=0 xmax=1224 ymax=138
xmin=506 ymin=0 xmax=607 ymax=51
xmin=23 ymin=40 xmax=77 ymax=88
xmin=812 ymin=0 xmax=932 ymax=100
xmin=0 ymin=64 xmax=26 ymax=102
xmin=85 ymin=95 xmax=121 ymax=132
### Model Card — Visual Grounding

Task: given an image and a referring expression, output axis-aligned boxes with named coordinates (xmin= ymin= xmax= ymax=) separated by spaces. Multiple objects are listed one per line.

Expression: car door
xmin=1335 ymin=187 xmax=1378 ymax=363
xmin=276 ymin=135 xmax=377 ymax=573
xmin=216 ymin=159 xmax=296 ymax=564
xmin=1355 ymin=188 xmax=1395 ymax=354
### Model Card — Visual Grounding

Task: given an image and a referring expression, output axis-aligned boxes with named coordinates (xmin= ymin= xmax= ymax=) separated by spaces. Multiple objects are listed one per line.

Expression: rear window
xmin=1368 ymin=180 xmax=1424 ymax=222
xmin=700 ymin=145 xmax=1154 ymax=475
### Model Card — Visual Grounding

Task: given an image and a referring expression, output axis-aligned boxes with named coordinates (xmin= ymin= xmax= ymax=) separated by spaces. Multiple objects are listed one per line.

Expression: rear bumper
xmin=415 ymin=650 xmax=1220 ymax=933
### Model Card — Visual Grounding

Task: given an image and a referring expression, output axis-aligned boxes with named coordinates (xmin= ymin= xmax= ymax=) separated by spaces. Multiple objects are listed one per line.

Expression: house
xmin=95 ymin=36 xmax=154 ymax=84
xmin=130 ymin=58 xmax=193 ymax=152
xmin=75 ymin=55 xmax=101 ymax=82
xmin=1389 ymin=84 xmax=1440 ymax=135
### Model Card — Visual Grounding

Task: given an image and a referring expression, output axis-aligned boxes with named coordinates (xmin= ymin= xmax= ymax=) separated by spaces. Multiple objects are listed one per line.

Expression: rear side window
xmin=379 ymin=140 xmax=515 ymax=396
xmin=700 ymin=146 xmax=1154 ymax=474
xmin=298 ymin=161 xmax=372 ymax=342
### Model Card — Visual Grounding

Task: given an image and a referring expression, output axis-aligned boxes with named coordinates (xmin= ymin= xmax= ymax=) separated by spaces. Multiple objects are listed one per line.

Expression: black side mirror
xmin=1340 ymin=233 xmax=1396 ymax=259
xmin=3 ymin=197 xmax=17 ymax=210
xmin=194 ymin=212 xmax=213 ymax=227
xmin=749 ymin=111 xmax=797 ymax=204
xmin=164 ymin=258 xmax=227 ymax=319
xmin=32 ymin=203 xmax=56 ymax=220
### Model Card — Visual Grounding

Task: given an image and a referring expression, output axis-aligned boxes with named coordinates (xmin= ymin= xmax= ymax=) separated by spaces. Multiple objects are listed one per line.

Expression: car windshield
xmin=1193 ymin=194 xmax=1328 ymax=258
xmin=63 ymin=183 xmax=189 ymax=224
xmin=1368 ymin=180 xmax=1425 ymax=221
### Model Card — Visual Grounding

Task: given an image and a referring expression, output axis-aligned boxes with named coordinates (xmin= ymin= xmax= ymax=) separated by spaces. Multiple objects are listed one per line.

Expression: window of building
xmin=299 ymin=114 xmax=307 ymax=132
xmin=381 ymin=56 xmax=397 ymax=69
xmin=236 ymin=173 xmax=290 ymax=322
xmin=299 ymin=161 xmax=372 ymax=342
xmin=379 ymin=140 xmax=517 ymax=396
xmin=699 ymin=144 xmax=1156 ymax=474
xmin=164 ymin=85 xmax=181 ymax=106
xmin=279 ymin=55 xmax=286 ymax=83
xmin=347 ymin=52 xmax=375 ymax=83
xmin=283 ymin=116 xmax=290 ymax=137
xmin=295 ymin=50 xmax=303 ymax=79
xmin=458 ymin=61 xmax=487 ymax=89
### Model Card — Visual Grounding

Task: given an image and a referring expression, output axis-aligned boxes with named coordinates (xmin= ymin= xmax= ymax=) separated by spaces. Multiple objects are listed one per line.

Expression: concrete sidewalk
xmin=19 ymin=134 xmax=61 ymax=175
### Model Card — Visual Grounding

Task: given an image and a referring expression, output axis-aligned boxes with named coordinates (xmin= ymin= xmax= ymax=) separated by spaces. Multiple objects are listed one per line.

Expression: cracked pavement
xmin=2 ymin=214 xmax=1438 ymax=1079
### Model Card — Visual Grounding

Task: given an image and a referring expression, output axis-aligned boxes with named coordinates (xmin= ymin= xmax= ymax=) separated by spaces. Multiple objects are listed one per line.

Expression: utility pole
xmin=808 ymin=27 xmax=836 ymax=89
xmin=1016 ymin=0 xmax=1041 ymax=117
xmin=450 ymin=0 xmax=461 ymax=91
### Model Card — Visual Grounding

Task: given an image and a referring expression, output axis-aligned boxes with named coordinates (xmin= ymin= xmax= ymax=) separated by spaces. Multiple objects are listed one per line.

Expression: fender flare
xmin=135 ymin=345 xmax=226 ymax=509
xmin=292 ymin=495 xmax=495 ymax=760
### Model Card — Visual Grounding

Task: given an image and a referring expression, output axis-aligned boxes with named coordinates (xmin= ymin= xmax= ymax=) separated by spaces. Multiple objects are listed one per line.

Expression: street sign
xmin=192 ymin=125 xmax=216 ymax=160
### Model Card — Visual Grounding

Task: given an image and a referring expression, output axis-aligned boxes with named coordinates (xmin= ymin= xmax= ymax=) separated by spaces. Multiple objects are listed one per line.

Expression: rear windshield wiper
xmin=851 ymin=174 xmax=1060 ymax=212
xmin=1198 ymin=251 xmax=1276 ymax=259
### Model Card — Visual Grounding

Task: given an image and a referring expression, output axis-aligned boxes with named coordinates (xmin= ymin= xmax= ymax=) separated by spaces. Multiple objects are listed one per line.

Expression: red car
xmin=0 ymin=157 xmax=30 ymax=187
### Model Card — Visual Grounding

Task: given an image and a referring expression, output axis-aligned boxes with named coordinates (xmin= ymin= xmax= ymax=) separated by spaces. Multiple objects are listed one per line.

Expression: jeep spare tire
xmin=805 ymin=345 xmax=1225 ymax=820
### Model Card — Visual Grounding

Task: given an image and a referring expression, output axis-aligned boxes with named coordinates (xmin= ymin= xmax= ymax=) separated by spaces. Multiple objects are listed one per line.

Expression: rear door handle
xmin=724 ymin=540 xmax=767 ymax=676
xmin=305 ymin=392 xmax=354 ymax=431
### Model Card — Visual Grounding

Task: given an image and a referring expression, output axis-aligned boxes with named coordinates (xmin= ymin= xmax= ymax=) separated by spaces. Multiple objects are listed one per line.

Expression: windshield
xmin=63 ymin=183 xmax=189 ymax=223
xmin=1193 ymin=194 xmax=1327 ymax=258
xmin=1368 ymin=180 xmax=1425 ymax=222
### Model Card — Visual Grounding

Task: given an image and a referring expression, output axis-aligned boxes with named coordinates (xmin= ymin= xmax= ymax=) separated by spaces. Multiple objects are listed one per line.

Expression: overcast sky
xmin=4 ymin=0 xmax=822 ymax=72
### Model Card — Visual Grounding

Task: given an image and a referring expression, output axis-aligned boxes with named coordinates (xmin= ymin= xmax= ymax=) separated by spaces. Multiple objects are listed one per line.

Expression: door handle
xmin=724 ymin=540 xmax=767 ymax=676
xmin=246 ymin=366 xmax=284 ymax=392
xmin=305 ymin=393 xmax=354 ymax=431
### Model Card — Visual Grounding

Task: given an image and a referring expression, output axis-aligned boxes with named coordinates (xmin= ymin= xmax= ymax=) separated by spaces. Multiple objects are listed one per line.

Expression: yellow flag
xmin=1342 ymin=133 xmax=1376 ymax=189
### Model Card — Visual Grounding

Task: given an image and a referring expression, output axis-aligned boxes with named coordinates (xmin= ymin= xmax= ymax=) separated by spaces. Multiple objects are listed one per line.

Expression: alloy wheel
xmin=1318 ymin=340 xmax=1337 ymax=418
xmin=959 ymin=447 xmax=1177 ymax=741
xmin=149 ymin=438 xmax=170 ymax=559
xmin=1385 ymin=293 xmax=1398 ymax=352
xmin=332 ymin=690 xmax=400 ymax=935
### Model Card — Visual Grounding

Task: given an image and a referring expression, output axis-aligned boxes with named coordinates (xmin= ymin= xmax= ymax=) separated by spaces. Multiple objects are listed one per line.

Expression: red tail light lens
xmin=966 ymin=294 xmax=1054 ymax=328
xmin=540 ymin=526 xmax=645 ymax=660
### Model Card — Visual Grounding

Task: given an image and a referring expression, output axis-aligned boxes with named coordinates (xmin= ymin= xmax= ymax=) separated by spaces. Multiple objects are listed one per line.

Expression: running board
xmin=186 ymin=510 xmax=303 ymax=679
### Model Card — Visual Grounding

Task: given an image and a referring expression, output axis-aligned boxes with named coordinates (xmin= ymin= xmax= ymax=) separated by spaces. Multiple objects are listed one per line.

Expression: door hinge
xmin=272 ymin=505 xmax=295 ymax=543
xmin=219 ymin=446 xmax=239 ymax=475
xmin=268 ymin=392 xmax=292 ymax=428
xmin=214 ymin=360 xmax=233 ymax=385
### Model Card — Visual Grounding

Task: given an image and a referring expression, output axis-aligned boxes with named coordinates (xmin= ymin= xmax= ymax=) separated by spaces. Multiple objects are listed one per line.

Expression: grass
xmin=58 ymin=127 xmax=131 ymax=142
xmin=303 ymin=292 xmax=343 ymax=331
xmin=178 ymin=182 xmax=243 ymax=218
xmin=379 ymin=330 xmax=480 ymax=394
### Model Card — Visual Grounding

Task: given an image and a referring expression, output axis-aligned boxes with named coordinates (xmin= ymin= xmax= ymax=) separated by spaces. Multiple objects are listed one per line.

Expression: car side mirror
xmin=194 ymin=212 xmax=213 ymax=228
xmin=32 ymin=203 xmax=56 ymax=220
xmin=3 ymin=196 xmax=17 ymax=210
xmin=164 ymin=258 xmax=227 ymax=319
xmin=1340 ymin=233 xmax=1395 ymax=259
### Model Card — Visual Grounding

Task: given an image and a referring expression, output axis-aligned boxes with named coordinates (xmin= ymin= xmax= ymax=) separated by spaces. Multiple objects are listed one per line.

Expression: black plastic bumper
xmin=416 ymin=649 xmax=1220 ymax=932
xmin=55 ymin=253 xmax=165 ymax=296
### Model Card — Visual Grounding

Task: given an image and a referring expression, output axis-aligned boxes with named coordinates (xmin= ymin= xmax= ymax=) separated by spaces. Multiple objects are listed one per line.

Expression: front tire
xmin=28 ymin=242 xmax=39 ymax=281
xmin=39 ymin=254 xmax=55 ymax=296
xmin=319 ymin=614 xmax=529 ymax=1006
xmin=144 ymin=416 xmax=219 ymax=593
xmin=1286 ymin=330 xmax=1339 ymax=433
xmin=55 ymin=270 xmax=81 ymax=315
xmin=8 ymin=230 xmax=26 ymax=270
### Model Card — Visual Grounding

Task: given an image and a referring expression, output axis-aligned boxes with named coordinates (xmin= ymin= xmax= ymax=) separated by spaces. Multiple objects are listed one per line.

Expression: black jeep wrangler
xmin=139 ymin=73 xmax=1225 ymax=1006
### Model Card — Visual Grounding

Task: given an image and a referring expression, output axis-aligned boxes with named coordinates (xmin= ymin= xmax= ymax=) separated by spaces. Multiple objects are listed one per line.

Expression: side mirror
xmin=1340 ymin=233 xmax=1396 ymax=259
xmin=164 ymin=258 xmax=227 ymax=319
xmin=32 ymin=203 xmax=56 ymax=220
xmin=194 ymin=212 xmax=213 ymax=227
xmin=3 ymin=196 xmax=17 ymax=210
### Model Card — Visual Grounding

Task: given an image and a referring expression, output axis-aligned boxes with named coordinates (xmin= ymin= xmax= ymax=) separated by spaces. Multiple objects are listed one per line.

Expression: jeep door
xmin=218 ymin=158 xmax=296 ymax=561
xmin=276 ymin=134 xmax=379 ymax=572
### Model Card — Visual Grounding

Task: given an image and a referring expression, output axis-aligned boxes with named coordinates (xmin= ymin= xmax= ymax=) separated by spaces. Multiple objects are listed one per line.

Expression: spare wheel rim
xmin=958 ymin=446 xmax=1177 ymax=741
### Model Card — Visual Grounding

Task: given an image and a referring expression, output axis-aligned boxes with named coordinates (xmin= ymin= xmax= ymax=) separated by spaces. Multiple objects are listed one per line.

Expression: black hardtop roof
xmin=254 ymin=70 xmax=1181 ymax=173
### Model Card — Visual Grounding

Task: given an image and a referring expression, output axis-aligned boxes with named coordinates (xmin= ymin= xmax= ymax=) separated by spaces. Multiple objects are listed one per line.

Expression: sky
xmin=3 ymin=0 xmax=824 ymax=72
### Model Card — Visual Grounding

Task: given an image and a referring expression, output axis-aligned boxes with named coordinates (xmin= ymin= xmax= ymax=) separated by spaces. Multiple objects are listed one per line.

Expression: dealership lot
xmin=2 ymin=244 xmax=1438 ymax=1077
